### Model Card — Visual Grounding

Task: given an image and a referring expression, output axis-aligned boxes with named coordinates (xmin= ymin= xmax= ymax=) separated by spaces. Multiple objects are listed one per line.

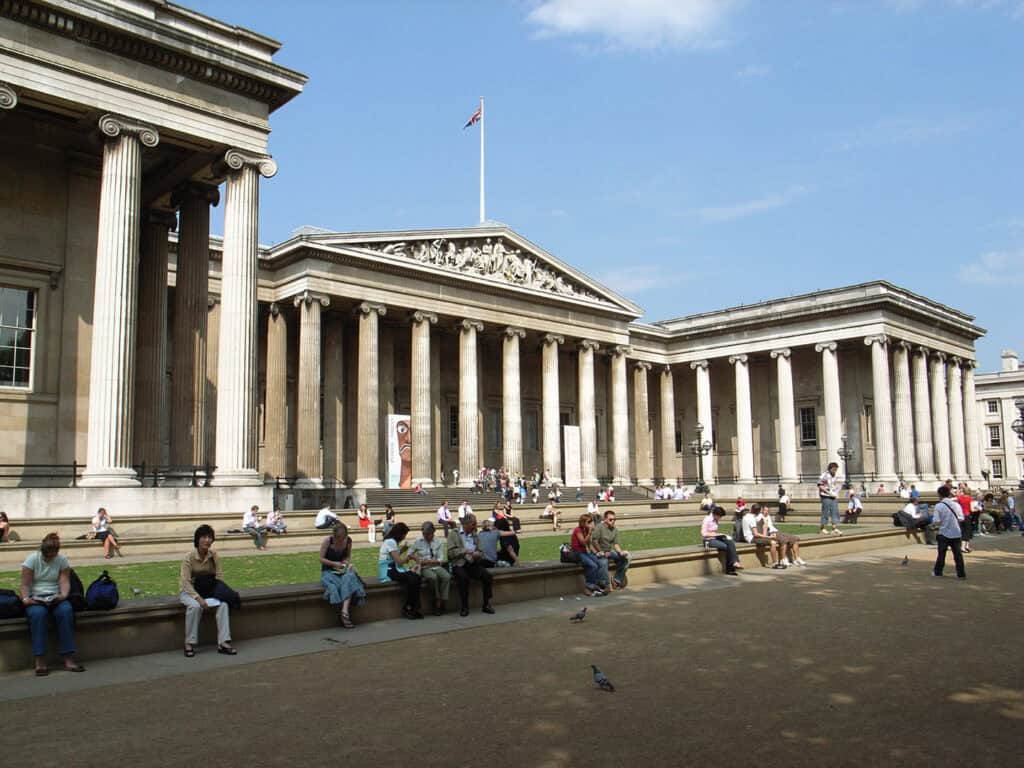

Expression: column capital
xmin=770 ymin=348 xmax=791 ymax=359
xmin=579 ymin=339 xmax=600 ymax=352
xmin=634 ymin=360 xmax=652 ymax=371
xmin=294 ymin=290 xmax=330 ymax=309
xmin=689 ymin=359 xmax=709 ymax=371
xmin=145 ymin=208 xmax=178 ymax=231
xmin=961 ymin=358 xmax=977 ymax=370
xmin=542 ymin=333 xmax=565 ymax=346
xmin=459 ymin=318 xmax=484 ymax=333
xmin=0 ymin=82 xmax=17 ymax=110
xmin=947 ymin=355 xmax=963 ymax=367
xmin=220 ymin=148 xmax=278 ymax=179
xmin=411 ymin=310 xmax=438 ymax=325
xmin=893 ymin=339 xmax=912 ymax=352
xmin=98 ymin=113 xmax=159 ymax=148
xmin=607 ymin=345 xmax=631 ymax=358
xmin=356 ymin=301 xmax=386 ymax=317
xmin=171 ymin=181 xmax=220 ymax=209
xmin=864 ymin=334 xmax=889 ymax=347
xmin=728 ymin=354 xmax=748 ymax=365
xmin=269 ymin=302 xmax=281 ymax=317
xmin=504 ymin=326 xmax=526 ymax=340
xmin=814 ymin=342 xmax=837 ymax=353
xmin=915 ymin=345 xmax=931 ymax=357
xmin=661 ymin=364 xmax=673 ymax=377
xmin=932 ymin=350 xmax=948 ymax=362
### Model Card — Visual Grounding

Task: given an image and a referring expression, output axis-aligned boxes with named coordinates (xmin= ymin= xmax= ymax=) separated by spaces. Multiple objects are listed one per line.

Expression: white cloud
xmin=596 ymin=265 xmax=694 ymax=294
xmin=736 ymin=63 xmax=771 ymax=79
xmin=831 ymin=115 xmax=977 ymax=152
xmin=689 ymin=184 xmax=810 ymax=222
xmin=958 ymin=248 xmax=1024 ymax=284
xmin=525 ymin=0 xmax=742 ymax=51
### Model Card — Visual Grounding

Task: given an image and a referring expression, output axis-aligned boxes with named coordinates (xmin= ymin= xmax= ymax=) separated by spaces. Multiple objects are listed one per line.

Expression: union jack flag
xmin=463 ymin=107 xmax=481 ymax=129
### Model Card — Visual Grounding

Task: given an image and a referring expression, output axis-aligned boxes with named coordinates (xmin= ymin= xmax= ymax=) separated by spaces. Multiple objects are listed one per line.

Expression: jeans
xmin=820 ymin=497 xmax=839 ymax=527
xmin=26 ymin=600 xmax=75 ymax=657
xmin=934 ymin=535 xmax=965 ymax=578
xmin=578 ymin=552 xmax=610 ymax=589
xmin=606 ymin=551 xmax=630 ymax=584
xmin=243 ymin=525 xmax=265 ymax=548
xmin=704 ymin=538 xmax=739 ymax=573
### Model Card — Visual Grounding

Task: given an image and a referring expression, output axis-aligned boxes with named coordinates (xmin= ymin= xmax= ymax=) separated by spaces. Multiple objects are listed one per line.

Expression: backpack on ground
xmin=85 ymin=570 xmax=119 ymax=610
xmin=68 ymin=568 xmax=88 ymax=612
xmin=0 ymin=588 xmax=25 ymax=619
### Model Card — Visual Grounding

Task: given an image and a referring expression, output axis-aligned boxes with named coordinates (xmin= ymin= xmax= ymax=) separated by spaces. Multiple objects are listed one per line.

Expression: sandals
xmin=184 ymin=645 xmax=196 ymax=658
xmin=65 ymin=664 xmax=86 ymax=672
xmin=340 ymin=611 xmax=355 ymax=629
xmin=35 ymin=667 xmax=48 ymax=677
xmin=217 ymin=644 xmax=238 ymax=656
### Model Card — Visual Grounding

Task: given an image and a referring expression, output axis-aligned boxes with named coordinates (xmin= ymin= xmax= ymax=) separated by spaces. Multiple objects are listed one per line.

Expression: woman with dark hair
xmin=179 ymin=525 xmax=236 ymax=657
xmin=0 ymin=511 xmax=14 ymax=542
xmin=319 ymin=522 xmax=365 ymax=628
xmin=494 ymin=516 xmax=521 ymax=566
xmin=378 ymin=522 xmax=423 ymax=619
xmin=20 ymin=533 xmax=84 ymax=675
xmin=91 ymin=507 xmax=121 ymax=558
xmin=571 ymin=513 xmax=608 ymax=596
xmin=381 ymin=504 xmax=396 ymax=538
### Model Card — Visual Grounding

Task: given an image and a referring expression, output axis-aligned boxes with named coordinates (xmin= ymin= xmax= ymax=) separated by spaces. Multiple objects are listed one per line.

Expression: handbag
xmin=559 ymin=543 xmax=579 ymax=564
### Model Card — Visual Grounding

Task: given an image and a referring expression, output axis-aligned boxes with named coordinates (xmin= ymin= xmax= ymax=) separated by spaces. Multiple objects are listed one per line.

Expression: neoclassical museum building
xmin=0 ymin=1 xmax=991 ymax=516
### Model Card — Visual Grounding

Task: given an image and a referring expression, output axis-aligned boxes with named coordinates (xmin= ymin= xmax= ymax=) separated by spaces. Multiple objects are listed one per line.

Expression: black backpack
xmin=68 ymin=568 xmax=87 ymax=612
xmin=0 ymin=588 xmax=24 ymax=619
xmin=85 ymin=570 xmax=119 ymax=610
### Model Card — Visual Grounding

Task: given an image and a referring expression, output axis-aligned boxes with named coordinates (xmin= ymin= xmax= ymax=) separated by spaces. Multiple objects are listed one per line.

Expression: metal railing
xmin=0 ymin=462 xmax=82 ymax=487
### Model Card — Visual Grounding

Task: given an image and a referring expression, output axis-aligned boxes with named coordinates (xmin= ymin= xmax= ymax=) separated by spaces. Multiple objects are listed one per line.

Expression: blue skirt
xmin=321 ymin=569 xmax=366 ymax=606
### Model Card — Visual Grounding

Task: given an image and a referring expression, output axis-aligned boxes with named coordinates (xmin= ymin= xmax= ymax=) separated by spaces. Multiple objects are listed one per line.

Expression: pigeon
xmin=570 ymin=607 xmax=587 ymax=623
xmin=131 ymin=587 xmax=144 ymax=597
xmin=901 ymin=555 xmax=910 ymax=567
xmin=591 ymin=664 xmax=615 ymax=692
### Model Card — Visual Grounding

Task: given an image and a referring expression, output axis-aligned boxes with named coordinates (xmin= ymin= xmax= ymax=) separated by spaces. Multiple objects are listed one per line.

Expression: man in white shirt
xmin=457 ymin=499 xmax=473 ymax=521
xmin=844 ymin=492 xmax=863 ymax=524
xmin=755 ymin=505 xmax=806 ymax=566
xmin=818 ymin=462 xmax=842 ymax=535
xmin=314 ymin=502 xmax=340 ymax=530
xmin=243 ymin=504 xmax=267 ymax=550
xmin=895 ymin=500 xmax=932 ymax=544
xmin=436 ymin=501 xmax=454 ymax=535
xmin=932 ymin=485 xmax=965 ymax=578
xmin=587 ymin=499 xmax=600 ymax=523
xmin=741 ymin=503 xmax=784 ymax=568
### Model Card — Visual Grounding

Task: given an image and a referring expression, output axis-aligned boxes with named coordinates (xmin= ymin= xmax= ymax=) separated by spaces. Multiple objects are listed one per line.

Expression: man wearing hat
xmin=410 ymin=521 xmax=450 ymax=616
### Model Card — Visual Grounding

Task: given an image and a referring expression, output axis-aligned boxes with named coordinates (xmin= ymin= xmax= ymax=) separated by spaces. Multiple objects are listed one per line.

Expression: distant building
xmin=974 ymin=350 xmax=1024 ymax=486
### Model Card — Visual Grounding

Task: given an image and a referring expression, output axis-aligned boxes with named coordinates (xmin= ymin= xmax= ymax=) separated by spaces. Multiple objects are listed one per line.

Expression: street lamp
xmin=690 ymin=422 xmax=713 ymax=494
xmin=1012 ymin=398 xmax=1024 ymax=490
xmin=837 ymin=433 xmax=855 ymax=491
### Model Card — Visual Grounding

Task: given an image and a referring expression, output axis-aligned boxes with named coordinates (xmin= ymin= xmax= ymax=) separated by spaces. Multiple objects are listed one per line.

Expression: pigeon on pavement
xmin=591 ymin=664 xmax=615 ymax=692
xmin=901 ymin=555 xmax=910 ymax=566
xmin=570 ymin=607 xmax=587 ymax=623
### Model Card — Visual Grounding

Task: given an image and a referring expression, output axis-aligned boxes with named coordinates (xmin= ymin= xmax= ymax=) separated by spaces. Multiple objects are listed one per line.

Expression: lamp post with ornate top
xmin=690 ymin=422 xmax=713 ymax=495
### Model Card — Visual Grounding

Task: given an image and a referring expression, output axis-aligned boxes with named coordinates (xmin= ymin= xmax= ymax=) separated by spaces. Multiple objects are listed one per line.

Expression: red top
xmin=571 ymin=526 xmax=590 ymax=553
xmin=956 ymin=494 xmax=972 ymax=517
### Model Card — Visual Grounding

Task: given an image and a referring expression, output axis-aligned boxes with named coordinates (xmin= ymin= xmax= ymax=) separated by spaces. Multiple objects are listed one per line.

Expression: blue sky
xmin=190 ymin=0 xmax=1022 ymax=370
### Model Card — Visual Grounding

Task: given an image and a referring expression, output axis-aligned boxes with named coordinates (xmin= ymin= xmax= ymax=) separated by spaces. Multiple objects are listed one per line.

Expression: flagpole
xmin=479 ymin=96 xmax=485 ymax=224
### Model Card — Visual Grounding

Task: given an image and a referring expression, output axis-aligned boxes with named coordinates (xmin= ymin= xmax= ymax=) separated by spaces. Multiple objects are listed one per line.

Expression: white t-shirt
xmin=755 ymin=513 xmax=777 ymax=535
xmin=243 ymin=510 xmax=259 ymax=527
xmin=779 ymin=494 xmax=790 ymax=506
xmin=379 ymin=538 xmax=400 ymax=563
xmin=315 ymin=508 xmax=338 ymax=527
xmin=587 ymin=501 xmax=599 ymax=515
xmin=22 ymin=551 xmax=69 ymax=598
xmin=902 ymin=502 xmax=921 ymax=520
xmin=849 ymin=496 xmax=863 ymax=510
xmin=741 ymin=512 xmax=759 ymax=543
xmin=458 ymin=503 xmax=472 ymax=520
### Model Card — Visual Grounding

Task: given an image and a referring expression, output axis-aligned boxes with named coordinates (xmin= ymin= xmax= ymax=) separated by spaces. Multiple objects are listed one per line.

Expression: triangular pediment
xmin=276 ymin=225 xmax=642 ymax=318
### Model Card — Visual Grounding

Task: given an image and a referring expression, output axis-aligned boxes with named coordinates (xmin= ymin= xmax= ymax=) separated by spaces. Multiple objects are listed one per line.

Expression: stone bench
xmin=0 ymin=528 xmax=904 ymax=672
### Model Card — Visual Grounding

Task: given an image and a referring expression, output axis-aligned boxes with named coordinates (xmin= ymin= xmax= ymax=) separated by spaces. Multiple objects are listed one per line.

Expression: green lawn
xmin=0 ymin=525 xmax=822 ymax=600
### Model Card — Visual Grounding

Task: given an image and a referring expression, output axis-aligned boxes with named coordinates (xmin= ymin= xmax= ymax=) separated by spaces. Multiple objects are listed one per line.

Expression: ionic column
xmin=542 ymin=334 xmax=565 ymax=482
xmin=729 ymin=354 xmax=755 ymax=484
xmin=609 ymin=346 xmax=630 ymax=485
xmin=947 ymin=357 xmax=967 ymax=479
xmin=322 ymin=316 xmax=344 ymax=483
xmin=205 ymin=296 xmax=220 ymax=467
xmin=912 ymin=346 xmax=935 ymax=479
xmin=865 ymin=335 xmax=896 ymax=481
xmin=891 ymin=341 xmax=917 ymax=480
xmin=503 ymin=327 xmax=526 ymax=477
xmin=459 ymin=320 xmax=484 ymax=485
xmin=134 ymin=209 xmax=175 ymax=467
xmin=81 ymin=115 xmax=159 ymax=486
xmin=659 ymin=365 xmax=676 ymax=483
xmin=354 ymin=302 xmax=386 ymax=488
xmin=632 ymin=361 xmax=653 ymax=485
xmin=214 ymin=150 xmax=277 ymax=485
xmin=263 ymin=303 xmax=288 ymax=479
xmin=962 ymin=360 xmax=982 ymax=481
xmin=816 ymin=342 xmax=843 ymax=468
xmin=295 ymin=291 xmax=329 ymax=481
xmin=930 ymin=352 xmax=951 ymax=479
xmin=411 ymin=311 xmax=437 ymax=488
xmin=577 ymin=341 xmax=599 ymax=486
xmin=0 ymin=82 xmax=18 ymax=111
xmin=690 ymin=360 xmax=714 ymax=482
xmin=771 ymin=349 xmax=798 ymax=484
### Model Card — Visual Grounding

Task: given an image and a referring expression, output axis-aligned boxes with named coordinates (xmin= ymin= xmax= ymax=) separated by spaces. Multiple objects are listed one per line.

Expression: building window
xmin=988 ymin=425 xmax=1001 ymax=448
xmin=799 ymin=407 xmax=817 ymax=447
xmin=991 ymin=459 xmax=1003 ymax=479
xmin=487 ymin=407 xmax=502 ymax=451
xmin=0 ymin=286 xmax=36 ymax=388
xmin=864 ymin=404 xmax=874 ymax=445
xmin=987 ymin=400 xmax=999 ymax=414
xmin=524 ymin=410 xmax=539 ymax=451
xmin=448 ymin=404 xmax=458 ymax=449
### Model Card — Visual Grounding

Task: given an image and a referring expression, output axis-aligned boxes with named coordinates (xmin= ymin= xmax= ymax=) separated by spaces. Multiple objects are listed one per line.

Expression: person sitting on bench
xmin=701 ymin=506 xmax=742 ymax=576
xmin=741 ymin=502 xmax=785 ymax=569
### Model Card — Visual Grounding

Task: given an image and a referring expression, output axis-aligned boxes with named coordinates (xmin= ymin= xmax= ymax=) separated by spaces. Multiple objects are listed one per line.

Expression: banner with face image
xmin=387 ymin=414 xmax=412 ymax=489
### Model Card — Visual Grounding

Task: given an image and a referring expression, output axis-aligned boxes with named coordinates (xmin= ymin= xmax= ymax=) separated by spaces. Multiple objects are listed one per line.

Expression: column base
xmin=78 ymin=467 xmax=140 ymax=488
xmin=580 ymin=476 xmax=599 ymax=487
xmin=212 ymin=468 xmax=262 ymax=486
xmin=354 ymin=478 xmax=383 ymax=489
xmin=737 ymin=476 xmax=756 ymax=486
xmin=635 ymin=477 xmax=654 ymax=486
xmin=293 ymin=477 xmax=324 ymax=488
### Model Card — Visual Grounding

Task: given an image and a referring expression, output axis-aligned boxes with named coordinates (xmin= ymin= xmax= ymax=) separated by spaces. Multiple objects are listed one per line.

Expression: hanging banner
xmin=563 ymin=425 xmax=581 ymax=487
xmin=387 ymin=414 xmax=412 ymax=489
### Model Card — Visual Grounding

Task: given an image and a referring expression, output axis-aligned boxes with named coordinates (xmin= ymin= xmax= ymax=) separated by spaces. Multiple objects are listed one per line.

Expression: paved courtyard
xmin=2 ymin=536 xmax=1021 ymax=768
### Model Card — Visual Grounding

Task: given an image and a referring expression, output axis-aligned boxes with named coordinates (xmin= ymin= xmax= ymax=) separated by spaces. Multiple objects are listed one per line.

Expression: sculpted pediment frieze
xmin=349 ymin=235 xmax=607 ymax=305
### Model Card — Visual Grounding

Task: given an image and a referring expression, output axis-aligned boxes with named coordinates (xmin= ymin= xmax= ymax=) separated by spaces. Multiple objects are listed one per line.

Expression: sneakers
xmin=772 ymin=562 xmax=787 ymax=569
xmin=782 ymin=559 xmax=793 ymax=567
xmin=794 ymin=557 xmax=807 ymax=566
xmin=832 ymin=528 xmax=843 ymax=536
xmin=820 ymin=528 xmax=829 ymax=536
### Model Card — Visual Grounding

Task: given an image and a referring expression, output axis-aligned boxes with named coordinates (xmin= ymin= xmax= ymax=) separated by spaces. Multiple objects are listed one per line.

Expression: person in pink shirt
xmin=701 ymin=506 xmax=742 ymax=576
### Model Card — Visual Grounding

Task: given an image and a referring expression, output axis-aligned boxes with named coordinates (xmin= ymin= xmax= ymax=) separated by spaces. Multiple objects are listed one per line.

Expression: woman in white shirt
xmin=91 ymin=507 xmax=121 ymax=559
xmin=265 ymin=507 xmax=287 ymax=534
xmin=378 ymin=523 xmax=423 ymax=620
xmin=20 ymin=533 xmax=84 ymax=675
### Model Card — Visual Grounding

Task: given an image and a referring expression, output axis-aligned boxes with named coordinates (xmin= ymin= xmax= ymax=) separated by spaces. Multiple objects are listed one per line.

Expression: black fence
xmin=0 ymin=463 xmax=215 ymax=488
